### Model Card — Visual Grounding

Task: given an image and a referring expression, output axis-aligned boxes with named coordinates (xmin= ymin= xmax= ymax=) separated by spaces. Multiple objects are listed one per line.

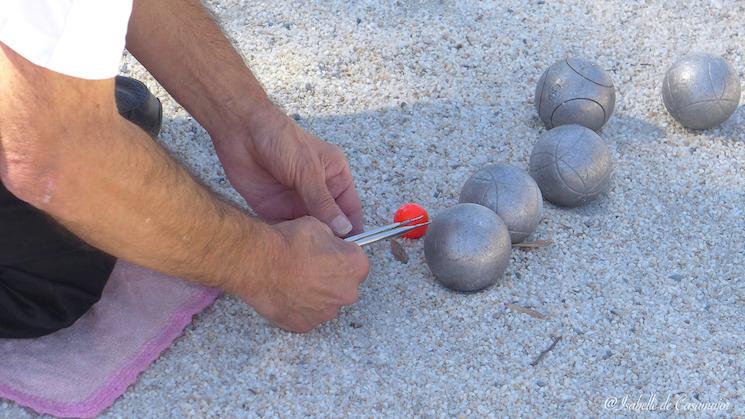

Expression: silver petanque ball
xmin=535 ymin=58 xmax=616 ymax=132
xmin=459 ymin=163 xmax=543 ymax=244
xmin=662 ymin=53 xmax=741 ymax=130
xmin=529 ymin=124 xmax=613 ymax=207
xmin=424 ymin=203 xmax=511 ymax=293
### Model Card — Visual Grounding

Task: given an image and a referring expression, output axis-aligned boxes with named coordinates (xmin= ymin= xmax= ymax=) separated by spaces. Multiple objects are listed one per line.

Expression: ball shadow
xmin=602 ymin=113 xmax=666 ymax=146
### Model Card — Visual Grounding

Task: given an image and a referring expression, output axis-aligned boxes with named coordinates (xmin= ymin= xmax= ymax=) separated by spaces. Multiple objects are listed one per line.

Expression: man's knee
xmin=0 ymin=262 xmax=111 ymax=339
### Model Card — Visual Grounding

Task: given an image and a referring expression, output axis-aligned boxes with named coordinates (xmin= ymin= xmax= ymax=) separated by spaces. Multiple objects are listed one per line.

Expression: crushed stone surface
xmin=2 ymin=0 xmax=743 ymax=417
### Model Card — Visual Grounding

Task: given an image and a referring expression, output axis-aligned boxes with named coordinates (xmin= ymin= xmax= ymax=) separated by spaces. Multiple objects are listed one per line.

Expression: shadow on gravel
xmin=604 ymin=114 xmax=666 ymax=145
xmin=652 ymin=104 xmax=745 ymax=142
xmin=705 ymin=105 xmax=744 ymax=142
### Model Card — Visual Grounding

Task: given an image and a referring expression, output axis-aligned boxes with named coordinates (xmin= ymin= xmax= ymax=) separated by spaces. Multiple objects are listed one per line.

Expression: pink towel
xmin=0 ymin=260 xmax=219 ymax=418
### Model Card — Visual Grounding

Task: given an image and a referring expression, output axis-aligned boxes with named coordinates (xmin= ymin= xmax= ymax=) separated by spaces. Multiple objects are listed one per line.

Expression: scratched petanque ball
xmin=459 ymin=163 xmax=543 ymax=244
xmin=535 ymin=58 xmax=616 ymax=131
xmin=662 ymin=53 xmax=741 ymax=130
xmin=424 ymin=203 xmax=511 ymax=293
xmin=529 ymin=124 xmax=613 ymax=207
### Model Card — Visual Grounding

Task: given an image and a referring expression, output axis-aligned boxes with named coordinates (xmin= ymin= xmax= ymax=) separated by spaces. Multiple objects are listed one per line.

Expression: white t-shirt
xmin=0 ymin=0 xmax=133 ymax=80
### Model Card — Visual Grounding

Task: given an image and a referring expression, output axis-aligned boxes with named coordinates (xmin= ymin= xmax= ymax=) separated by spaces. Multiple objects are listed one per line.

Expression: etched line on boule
xmin=556 ymin=157 xmax=590 ymax=195
xmin=565 ymin=58 xmax=614 ymax=88
xmin=676 ymin=98 xmax=739 ymax=113
xmin=537 ymin=69 xmax=549 ymax=117
xmin=549 ymin=98 xmax=607 ymax=129
xmin=707 ymin=59 xmax=729 ymax=120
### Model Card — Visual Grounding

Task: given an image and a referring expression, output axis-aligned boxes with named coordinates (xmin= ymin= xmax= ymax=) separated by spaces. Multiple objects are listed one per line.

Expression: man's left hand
xmin=213 ymin=104 xmax=364 ymax=236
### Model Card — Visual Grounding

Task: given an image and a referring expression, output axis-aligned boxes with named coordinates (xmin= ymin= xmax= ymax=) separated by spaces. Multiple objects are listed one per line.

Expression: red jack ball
xmin=394 ymin=203 xmax=429 ymax=239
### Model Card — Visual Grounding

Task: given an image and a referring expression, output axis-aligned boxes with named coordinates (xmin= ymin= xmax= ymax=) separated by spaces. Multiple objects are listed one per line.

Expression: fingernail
xmin=331 ymin=215 xmax=353 ymax=236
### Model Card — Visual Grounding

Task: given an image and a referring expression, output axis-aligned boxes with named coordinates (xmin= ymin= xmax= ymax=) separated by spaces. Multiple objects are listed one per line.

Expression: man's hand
xmin=233 ymin=216 xmax=369 ymax=333
xmin=213 ymin=104 xmax=364 ymax=236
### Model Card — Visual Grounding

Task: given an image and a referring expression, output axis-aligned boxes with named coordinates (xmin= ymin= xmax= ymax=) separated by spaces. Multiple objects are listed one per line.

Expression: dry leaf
xmin=390 ymin=239 xmax=409 ymax=264
xmin=513 ymin=239 xmax=554 ymax=249
xmin=506 ymin=303 xmax=547 ymax=320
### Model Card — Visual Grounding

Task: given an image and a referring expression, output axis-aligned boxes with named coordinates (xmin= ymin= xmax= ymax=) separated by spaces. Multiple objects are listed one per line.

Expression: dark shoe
xmin=115 ymin=75 xmax=163 ymax=136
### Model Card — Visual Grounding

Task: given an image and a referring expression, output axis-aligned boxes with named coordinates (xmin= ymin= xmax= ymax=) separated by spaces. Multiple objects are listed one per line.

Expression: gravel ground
xmin=2 ymin=0 xmax=744 ymax=417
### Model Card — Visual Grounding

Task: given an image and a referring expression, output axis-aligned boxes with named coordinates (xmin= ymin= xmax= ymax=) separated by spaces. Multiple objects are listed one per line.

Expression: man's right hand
xmin=235 ymin=216 xmax=370 ymax=333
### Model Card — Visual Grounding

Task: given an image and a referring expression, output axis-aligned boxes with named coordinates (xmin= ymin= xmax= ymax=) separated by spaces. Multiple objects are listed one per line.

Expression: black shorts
xmin=0 ymin=76 xmax=161 ymax=338
xmin=0 ymin=183 xmax=116 ymax=338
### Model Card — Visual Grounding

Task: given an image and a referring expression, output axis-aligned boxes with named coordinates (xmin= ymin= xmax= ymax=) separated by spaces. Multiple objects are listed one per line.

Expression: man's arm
xmin=125 ymin=0 xmax=263 ymax=140
xmin=0 ymin=45 xmax=368 ymax=333
xmin=125 ymin=0 xmax=365 ymax=235
xmin=0 ymin=44 xmax=271 ymax=289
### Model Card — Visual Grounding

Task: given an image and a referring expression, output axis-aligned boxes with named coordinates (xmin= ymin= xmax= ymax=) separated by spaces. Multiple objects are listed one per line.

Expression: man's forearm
xmin=45 ymin=117 xmax=277 ymax=289
xmin=126 ymin=0 xmax=268 ymax=139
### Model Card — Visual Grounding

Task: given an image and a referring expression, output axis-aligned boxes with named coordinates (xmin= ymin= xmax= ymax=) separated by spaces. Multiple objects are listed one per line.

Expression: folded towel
xmin=0 ymin=260 xmax=219 ymax=418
